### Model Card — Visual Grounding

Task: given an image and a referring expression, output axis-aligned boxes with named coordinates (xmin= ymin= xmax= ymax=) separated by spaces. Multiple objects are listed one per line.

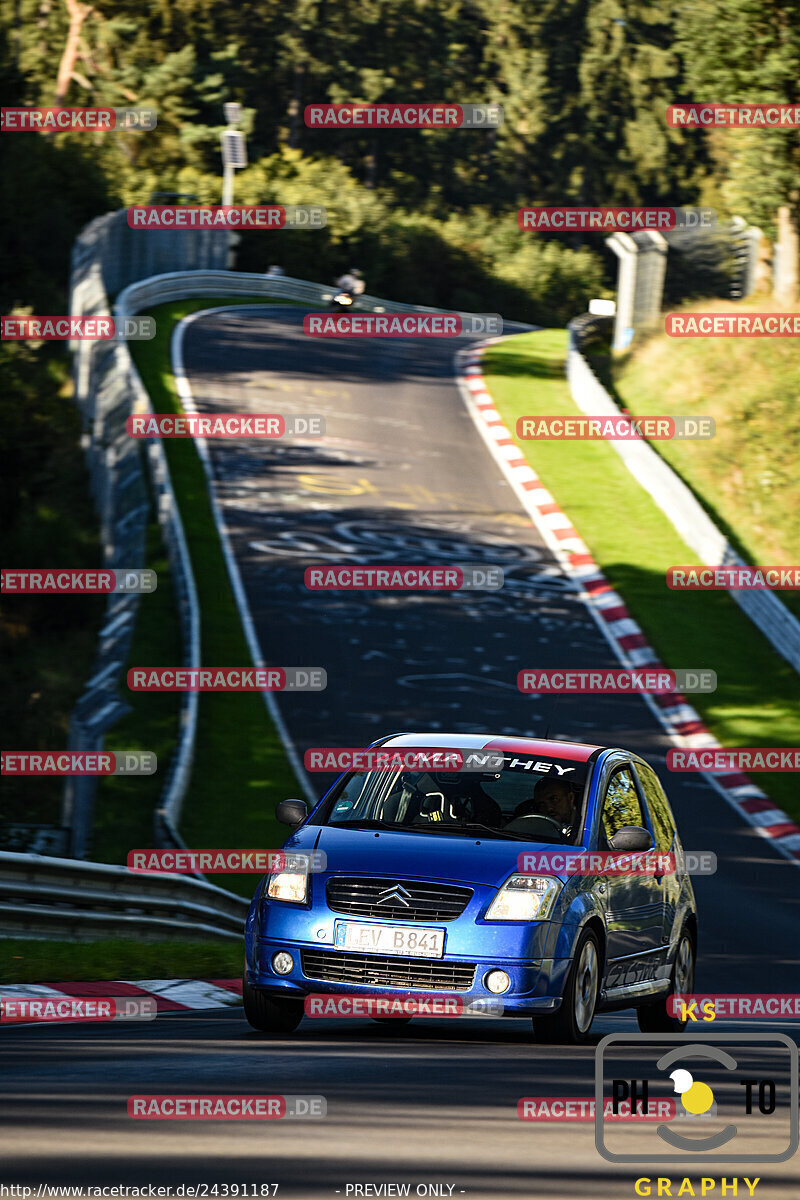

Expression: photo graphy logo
xmin=595 ymin=1033 xmax=798 ymax=1163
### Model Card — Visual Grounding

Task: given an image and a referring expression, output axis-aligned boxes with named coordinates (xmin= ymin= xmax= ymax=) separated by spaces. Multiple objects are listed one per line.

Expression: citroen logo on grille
xmin=376 ymin=884 xmax=412 ymax=907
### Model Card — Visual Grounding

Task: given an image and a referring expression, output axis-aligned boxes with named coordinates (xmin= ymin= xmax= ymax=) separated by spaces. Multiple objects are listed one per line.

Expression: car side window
xmin=600 ymin=767 xmax=646 ymax=844
xmin=634 ymin=762 xmax=676 ymax=852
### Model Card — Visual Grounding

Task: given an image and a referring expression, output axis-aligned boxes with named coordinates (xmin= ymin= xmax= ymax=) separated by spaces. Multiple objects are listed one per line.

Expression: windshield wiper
xmin=330 ymin=818 xmax=399 ymax=830
xmin=407 ymin=821 xmax=521 ymax=841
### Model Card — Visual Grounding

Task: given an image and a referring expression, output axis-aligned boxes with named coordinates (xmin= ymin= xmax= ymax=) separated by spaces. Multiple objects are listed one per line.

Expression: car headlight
xmin=267 ymin=871 xmax=308 ymax=903
xmin=485 ymin=875 xmax=561 ymax=921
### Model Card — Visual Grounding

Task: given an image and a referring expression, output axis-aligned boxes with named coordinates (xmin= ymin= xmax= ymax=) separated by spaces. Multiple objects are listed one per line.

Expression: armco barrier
xmin=67 ymin=233 xmax=209 ymax=857
xmin=112 ymin=269 xmax=479 ymax=844
xmin=69 ymin=244 xmax=500 ymax=860
xmin=0 ymin=851 xmax=248 ymax=941
xmin=566 ymin=318 xmax=800 ymax=674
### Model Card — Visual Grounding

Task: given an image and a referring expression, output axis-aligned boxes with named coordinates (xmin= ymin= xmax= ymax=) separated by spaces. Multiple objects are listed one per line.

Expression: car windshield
xmin=316 ymin=752 xmax=591 ymax=845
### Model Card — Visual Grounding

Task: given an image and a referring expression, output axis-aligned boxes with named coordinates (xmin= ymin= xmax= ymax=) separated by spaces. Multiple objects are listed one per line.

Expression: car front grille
xmin=300 ymin=949 xmax=476 ymax=991
xmin=326 ymin=877 xmax=473 ymax=921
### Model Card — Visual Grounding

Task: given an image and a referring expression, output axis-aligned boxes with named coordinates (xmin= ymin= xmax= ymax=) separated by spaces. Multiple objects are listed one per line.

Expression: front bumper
xmin=247 ymin=893 xmax=574 ymax=1014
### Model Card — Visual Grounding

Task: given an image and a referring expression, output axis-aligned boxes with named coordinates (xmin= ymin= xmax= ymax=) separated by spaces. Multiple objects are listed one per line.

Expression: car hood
xmin=290 ymin=823 xmax=582 ymax=889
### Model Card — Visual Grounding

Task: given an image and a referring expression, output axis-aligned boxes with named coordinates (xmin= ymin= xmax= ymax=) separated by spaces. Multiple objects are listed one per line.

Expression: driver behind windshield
xmin=510 ymin=777 xmax=577 ymax=836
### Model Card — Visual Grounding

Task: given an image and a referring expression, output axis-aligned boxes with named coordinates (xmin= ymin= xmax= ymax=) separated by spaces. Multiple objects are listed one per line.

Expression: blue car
xmin=244 ymin=734 xmax=698 ymax=1042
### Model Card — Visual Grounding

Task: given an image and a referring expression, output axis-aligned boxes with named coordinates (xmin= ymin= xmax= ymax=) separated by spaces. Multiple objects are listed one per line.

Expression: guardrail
xmin=114 ymin=268 xmax=454 ymax=316
xmin=70 ymin=256 xmax=511 ymax=859
xmin=566 ymin=318 xmax=800 ymax=674
xmin=112 ymin=268 xmax=508 ymax=843
xmin=0 ymin=851 xmax=249 ymax=942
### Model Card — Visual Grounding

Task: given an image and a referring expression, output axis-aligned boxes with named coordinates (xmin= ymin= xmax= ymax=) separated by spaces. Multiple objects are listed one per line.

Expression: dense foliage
xmin=2 ymin=0 xmax=797 ymax=317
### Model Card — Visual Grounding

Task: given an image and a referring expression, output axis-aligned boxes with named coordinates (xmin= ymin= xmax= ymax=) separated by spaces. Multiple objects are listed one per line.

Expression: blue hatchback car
xmin=244 ymin=734 xmax=698 ymax=1042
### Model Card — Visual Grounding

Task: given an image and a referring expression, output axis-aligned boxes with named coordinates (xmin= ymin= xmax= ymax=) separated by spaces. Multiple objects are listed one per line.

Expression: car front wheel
xmin=243 ymin=974 xmax=304 ymax=1033
xmin=532 ymin=928 xmax=600 ymax=1044
xmin=636 ymin=929 xmax=695 ymax=1033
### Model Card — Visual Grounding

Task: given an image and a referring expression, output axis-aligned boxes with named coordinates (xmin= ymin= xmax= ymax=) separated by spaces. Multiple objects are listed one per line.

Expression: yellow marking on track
xmin=297 ymin=474 xmax=378 ymax=496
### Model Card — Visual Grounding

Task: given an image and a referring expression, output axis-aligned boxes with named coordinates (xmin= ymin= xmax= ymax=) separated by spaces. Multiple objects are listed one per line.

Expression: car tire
xmin=242 ymin=975 xmax=304 ymax=1033
xmin=532 ymin=928 xmax=601 ymax=1045
xmin=636 ymin=929 xmax=695 ymax=1033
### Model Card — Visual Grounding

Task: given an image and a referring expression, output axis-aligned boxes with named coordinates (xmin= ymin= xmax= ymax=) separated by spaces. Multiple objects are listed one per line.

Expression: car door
xmin=632 ymin=759 xmax=682 ymax=954
xmin=596 ymin=764 xmax=666 ymax=990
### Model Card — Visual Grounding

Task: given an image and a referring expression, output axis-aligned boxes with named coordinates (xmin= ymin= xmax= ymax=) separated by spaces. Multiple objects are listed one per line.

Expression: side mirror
xmin=607 ymin=825 xmax=654 ymax=852
xmin=276 ymin=799 xmax=307 ymax=828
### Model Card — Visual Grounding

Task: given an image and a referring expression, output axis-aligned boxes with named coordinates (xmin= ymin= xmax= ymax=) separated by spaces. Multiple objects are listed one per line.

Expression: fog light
xmin=272 ymin=951 xmax=294 ymax=975
xmin=485 ymin=969 xmax=511 ymax=994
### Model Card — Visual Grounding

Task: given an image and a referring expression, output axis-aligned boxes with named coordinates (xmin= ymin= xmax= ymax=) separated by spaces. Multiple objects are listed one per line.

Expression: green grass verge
xmin=611 ymin=300 xmax=800 ymax=624
xmin=119 ymin=297 xmax=304 ymax=898
xmin=484 ymin=330 xmax=800 ymax=821
xmin=92 ymin=519 xmax=182 ymax=860
xmin=0 ymin=938 xmax=243 ymax=984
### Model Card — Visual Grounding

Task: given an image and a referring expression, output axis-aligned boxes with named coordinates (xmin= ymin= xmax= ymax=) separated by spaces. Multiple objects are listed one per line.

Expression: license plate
xmin=334 ymin=921 xmax=445 ymax=958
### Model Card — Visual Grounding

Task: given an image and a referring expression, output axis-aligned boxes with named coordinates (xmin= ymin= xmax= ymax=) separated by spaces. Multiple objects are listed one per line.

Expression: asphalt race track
xmin=2 ymin=306 xmax=799 ymax=1198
